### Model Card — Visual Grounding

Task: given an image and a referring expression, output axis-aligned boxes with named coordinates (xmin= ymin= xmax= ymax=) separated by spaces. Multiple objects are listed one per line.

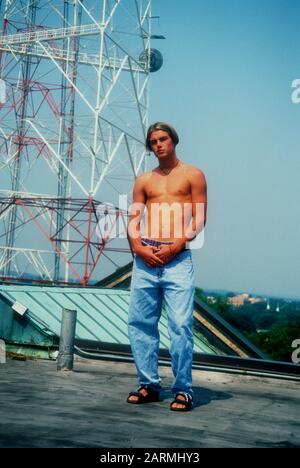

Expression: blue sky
xmin=148 ymin=0 xmax=300 ymax=299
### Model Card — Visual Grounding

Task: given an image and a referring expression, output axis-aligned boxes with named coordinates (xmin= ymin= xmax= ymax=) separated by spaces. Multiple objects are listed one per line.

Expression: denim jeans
xmin=128 ymin=243 xmax=195 ymax=396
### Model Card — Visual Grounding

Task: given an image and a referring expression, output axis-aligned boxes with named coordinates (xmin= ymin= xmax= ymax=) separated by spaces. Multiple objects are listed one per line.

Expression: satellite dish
xmin=139 ymin=48 xmax=163 ymax=73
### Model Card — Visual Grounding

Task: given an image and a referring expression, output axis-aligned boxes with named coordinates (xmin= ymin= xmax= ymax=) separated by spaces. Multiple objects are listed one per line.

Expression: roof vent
xmin=12 ymin=301 xmax=27 ymax=316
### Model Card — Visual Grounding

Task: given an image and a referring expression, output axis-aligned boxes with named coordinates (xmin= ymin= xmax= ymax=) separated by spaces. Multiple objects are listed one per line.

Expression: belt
xmin=141 ymin=237 xmax=174 ymax=248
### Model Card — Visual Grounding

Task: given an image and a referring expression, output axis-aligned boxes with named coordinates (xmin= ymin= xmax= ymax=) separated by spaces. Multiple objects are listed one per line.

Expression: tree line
xmin=195 ymin=288 xmax=300 ymax=362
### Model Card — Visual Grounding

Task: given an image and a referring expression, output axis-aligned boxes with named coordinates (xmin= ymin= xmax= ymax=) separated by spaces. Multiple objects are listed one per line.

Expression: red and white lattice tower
xmin=0 ymin=0 xmax=162 ymax=285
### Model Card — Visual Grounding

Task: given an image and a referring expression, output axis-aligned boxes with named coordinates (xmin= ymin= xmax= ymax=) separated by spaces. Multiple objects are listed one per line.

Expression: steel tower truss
xmin=0 ymin=0 xmax=153 ymax=285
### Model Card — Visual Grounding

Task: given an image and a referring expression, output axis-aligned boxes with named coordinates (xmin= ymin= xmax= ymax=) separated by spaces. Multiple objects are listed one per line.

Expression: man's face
xmin=149 ymin=130 xmax=175 ymax=159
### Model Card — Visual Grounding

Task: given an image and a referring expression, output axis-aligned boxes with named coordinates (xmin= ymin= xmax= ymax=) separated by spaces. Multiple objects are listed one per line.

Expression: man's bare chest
xmin=145 ymin=173 xmax=191 ymax=201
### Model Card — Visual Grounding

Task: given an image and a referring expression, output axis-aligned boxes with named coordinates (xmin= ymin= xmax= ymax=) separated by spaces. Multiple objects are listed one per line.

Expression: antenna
xmin=0 ymin=0 xmax=163 ymax=285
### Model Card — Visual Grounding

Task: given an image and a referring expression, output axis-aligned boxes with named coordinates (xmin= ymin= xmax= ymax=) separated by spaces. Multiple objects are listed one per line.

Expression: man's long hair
xmin=146 ymin=122 xmax=179 ymax=151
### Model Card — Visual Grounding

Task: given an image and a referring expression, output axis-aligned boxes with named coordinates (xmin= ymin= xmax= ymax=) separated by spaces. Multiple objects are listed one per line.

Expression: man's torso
xmin=141 ymin=162 xmax=194 ymax=242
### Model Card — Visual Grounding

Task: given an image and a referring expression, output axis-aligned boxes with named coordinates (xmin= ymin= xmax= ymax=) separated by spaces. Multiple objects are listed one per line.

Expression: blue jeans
xmin=128 ymin=243 xmax=195 ymax=396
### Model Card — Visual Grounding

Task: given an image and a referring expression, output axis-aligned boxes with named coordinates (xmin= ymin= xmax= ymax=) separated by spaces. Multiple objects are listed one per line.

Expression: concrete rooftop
xmin=0 ymin=356 xmax=299 ymax=448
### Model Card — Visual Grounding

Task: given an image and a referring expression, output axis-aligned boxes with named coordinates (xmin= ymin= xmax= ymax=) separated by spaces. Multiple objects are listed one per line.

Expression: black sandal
xmin=127 ymin=385 xmax=160 ymax=404
xmin=170 ymin=392 xmax=193 ymax=411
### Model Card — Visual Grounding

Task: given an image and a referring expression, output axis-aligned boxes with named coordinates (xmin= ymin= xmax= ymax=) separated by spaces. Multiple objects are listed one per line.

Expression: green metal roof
xmin=0 ymin=284 xmax=218 ymax=354
xmin=96 ymin=262 xmax=266 ymax=359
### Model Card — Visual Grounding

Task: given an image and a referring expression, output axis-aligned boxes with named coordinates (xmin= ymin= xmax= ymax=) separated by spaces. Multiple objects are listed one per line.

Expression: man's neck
xmin=158 ymin=154 xmax=178 ymax=170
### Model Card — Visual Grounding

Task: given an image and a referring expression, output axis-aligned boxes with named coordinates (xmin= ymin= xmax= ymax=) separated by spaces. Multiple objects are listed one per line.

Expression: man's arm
xmin=185 ymin=167 xmax=207 ymax=238
xmin=127 ymin=176 xmax=146 ymax=255
xmin=127 ymin=176 xmax=164 ymax=266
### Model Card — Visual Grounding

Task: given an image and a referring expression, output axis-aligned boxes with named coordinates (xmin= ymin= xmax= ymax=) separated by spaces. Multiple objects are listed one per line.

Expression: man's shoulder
xmin=135 ymin=170 xmax=153 ymax=182
xmin=181 ymin=163 xmax=205 ymax=178
xmin=134 ymin=170 xmax=153 ymax=188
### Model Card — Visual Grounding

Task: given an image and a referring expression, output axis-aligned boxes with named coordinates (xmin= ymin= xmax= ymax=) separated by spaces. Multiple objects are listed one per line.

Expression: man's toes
xmin=173 ymin=403 xmax=185 ymax=409
xmin=128 ymin=396 xmax=138 ymax=402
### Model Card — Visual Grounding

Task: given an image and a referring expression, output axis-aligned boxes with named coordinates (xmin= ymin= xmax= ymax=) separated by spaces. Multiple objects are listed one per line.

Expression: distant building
xmin=228 ymin=294 xmax=266 ymax=307
xmin=248 ymin=297 xmax=266 ymax=305
xmin=228 ymin=293 xmax=250 ymax=307
xmin=206 ymin=296 xmax=217 ymax=304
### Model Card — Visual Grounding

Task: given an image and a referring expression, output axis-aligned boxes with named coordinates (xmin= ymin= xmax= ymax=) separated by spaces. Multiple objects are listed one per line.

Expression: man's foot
xmin=127 ymin=386 xmax=160 ymax=404
xmin=170 ymin=393 xmax=193 ymax=411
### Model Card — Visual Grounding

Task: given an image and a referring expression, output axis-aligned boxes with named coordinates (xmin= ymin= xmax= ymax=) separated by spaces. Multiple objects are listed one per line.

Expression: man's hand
xmin=137 ymin=246 xmax=164 ymax=268
xmin=154 ymin=244 xmax=175 ymax=264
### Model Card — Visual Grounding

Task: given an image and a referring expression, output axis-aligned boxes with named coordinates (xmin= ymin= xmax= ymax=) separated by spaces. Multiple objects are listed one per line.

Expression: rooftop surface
xmin=0 ymin=357 xmax=299 ymax=448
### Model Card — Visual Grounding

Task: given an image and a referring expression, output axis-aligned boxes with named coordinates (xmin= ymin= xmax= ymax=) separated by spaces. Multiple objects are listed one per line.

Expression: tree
xmin=246 ymin=318 xmax=300 ymax=362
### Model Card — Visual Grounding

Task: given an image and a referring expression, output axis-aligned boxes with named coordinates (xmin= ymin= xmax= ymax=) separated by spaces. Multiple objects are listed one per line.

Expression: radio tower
xmin=0 ymin=0 xmax=163 ymax=285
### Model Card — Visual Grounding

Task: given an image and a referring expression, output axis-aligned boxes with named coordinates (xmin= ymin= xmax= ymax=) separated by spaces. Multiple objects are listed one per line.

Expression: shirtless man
xmin=126 ymin=122 xmax=207 ymax=411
